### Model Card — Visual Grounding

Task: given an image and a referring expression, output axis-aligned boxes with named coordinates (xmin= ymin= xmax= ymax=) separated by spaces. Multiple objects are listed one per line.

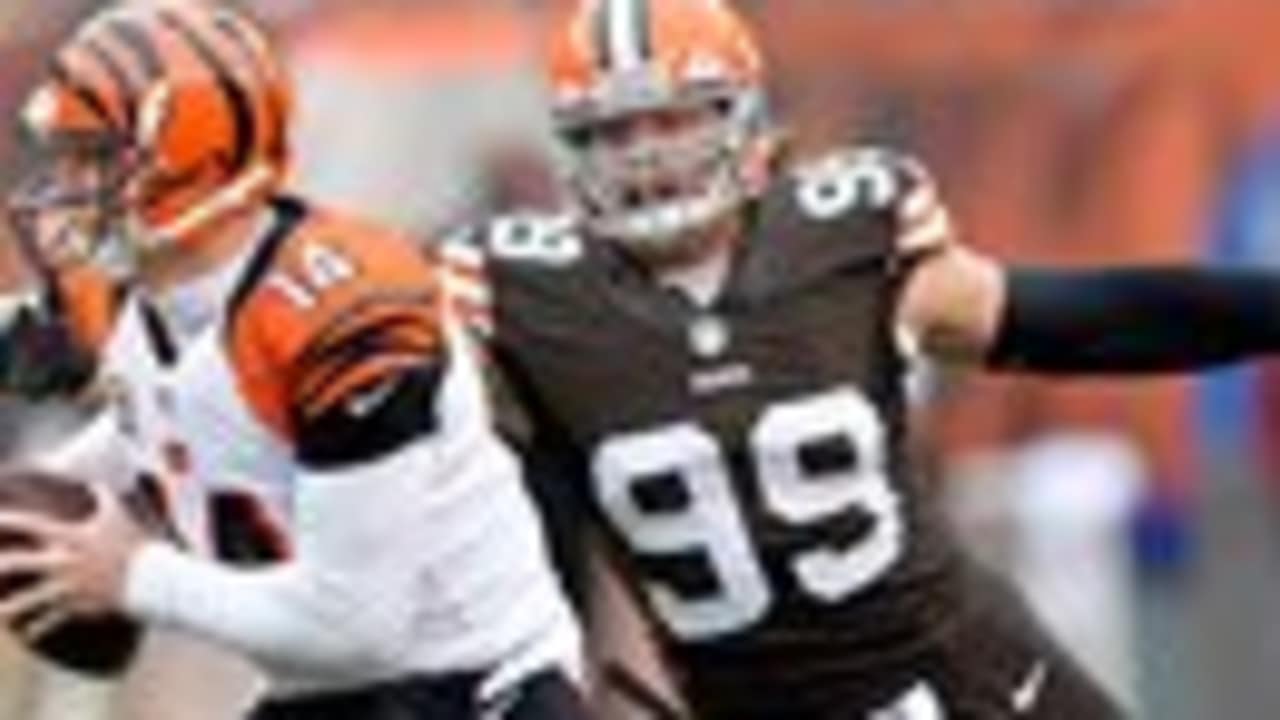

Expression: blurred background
xmin=3 ymin=0 xmax=1280 ymax=718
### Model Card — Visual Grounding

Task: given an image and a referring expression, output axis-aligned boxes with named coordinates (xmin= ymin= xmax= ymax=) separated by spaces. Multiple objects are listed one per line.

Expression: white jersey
xmin=44 ymin=198 xmax=581 ymax=699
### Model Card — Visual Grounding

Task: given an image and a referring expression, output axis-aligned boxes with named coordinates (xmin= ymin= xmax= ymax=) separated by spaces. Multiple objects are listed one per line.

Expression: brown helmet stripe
xmin=591 ymin=0 xmax=611 ymax=70
xmin=156 ymin=9 xmax=255 ymax=175
xmin=632 ymin=0 xmax=653 ymax=64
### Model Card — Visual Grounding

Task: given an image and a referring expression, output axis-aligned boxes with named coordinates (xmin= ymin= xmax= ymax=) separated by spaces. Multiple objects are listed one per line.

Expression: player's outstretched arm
xmin=898 ymin=245 xmax=1280 ymax=373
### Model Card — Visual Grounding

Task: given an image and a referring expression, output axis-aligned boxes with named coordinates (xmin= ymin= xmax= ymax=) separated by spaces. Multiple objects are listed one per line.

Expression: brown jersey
xmin=451 ymin=149 xmax=1121 ymax=719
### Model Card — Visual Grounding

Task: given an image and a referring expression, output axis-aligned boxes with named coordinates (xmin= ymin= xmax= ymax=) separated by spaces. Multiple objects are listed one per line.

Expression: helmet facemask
xmin=7 ymin=130 xmax=142 ymax=281
xmin=556 ymin=78 xmax=766 ymax=259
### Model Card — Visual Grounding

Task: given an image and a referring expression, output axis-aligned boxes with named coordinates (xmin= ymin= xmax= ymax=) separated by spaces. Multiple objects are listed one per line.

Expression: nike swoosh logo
xmin=481 ymin=687 xmax=524 ymax=720
xmin=870 ymin=681 xmax=944 ymax=720
xmin=1011 ymin=661 xmax=1048 ymax=714
xmin=345 ymin=378 xmax=399 ymax=418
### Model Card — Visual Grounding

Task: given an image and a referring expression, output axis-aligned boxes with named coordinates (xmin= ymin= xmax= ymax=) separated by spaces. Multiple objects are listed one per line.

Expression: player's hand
xmin=0 ymin=482 xmax=146 ymax=639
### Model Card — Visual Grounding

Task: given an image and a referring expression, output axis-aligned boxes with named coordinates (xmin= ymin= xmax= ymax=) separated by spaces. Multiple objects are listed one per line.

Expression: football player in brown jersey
xmin=443 ymin=1 xmax=1280 ymax=718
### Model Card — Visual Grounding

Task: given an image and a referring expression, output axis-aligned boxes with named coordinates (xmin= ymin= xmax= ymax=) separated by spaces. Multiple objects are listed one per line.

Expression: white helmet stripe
xmin=600 ymin=0 xmax=649 ymax=71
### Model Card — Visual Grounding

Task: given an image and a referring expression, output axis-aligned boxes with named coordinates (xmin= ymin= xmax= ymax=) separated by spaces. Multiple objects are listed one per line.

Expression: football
xmin=0 ymin=468 xmax=142 ymax=676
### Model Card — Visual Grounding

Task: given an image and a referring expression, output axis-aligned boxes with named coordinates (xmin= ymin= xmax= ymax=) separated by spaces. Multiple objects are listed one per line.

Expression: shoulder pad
xmin=252 ymin=207 xmax=439 ymax=346
xmin=787 ymin=146 xmax=954 ymax=256
xmin=474 ymin=210 xmax=585 ymax=268
xmin=229 ymin=206 xmax=445 ymax=437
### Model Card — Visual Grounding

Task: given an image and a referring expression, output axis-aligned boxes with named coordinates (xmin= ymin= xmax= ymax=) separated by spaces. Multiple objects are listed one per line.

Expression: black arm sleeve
xmin=986 ymin=267 xmax=1280 ymax=373
xmin=292 ymin=361 xmax=445 ymax=468
xmin=0 ymin=302 xmax=96 ymax=398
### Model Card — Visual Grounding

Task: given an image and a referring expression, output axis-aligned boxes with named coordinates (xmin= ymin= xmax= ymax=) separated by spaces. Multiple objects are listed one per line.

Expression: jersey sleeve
xmin=230 ymin=212 xmax=450 ymax=468
xmin=437 ymin=229 xmax=495 ymax=341
xmin=792 ymin=146 xmax=957 ymax=264
xmin=28 ymin=410 xmax=135 ymax=491
xmin=124 ymin=435 xmax=441 ymax=675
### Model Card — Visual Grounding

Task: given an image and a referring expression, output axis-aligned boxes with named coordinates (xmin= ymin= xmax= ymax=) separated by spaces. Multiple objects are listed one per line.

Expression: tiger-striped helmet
xmin=9 ymin=1 xmax=290 ymax=277
xmin=547 ymin=0 xmax=772 ymax=254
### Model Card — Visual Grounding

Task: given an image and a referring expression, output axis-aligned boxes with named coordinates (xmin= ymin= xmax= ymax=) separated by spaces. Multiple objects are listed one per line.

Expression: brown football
xmin=0 ymin=468 xmax=142 ymax=676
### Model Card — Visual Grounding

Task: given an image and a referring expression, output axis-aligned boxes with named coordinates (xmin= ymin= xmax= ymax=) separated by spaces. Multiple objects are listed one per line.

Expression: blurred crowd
xmin=5 ymin=1 xmax=1280 ymax=718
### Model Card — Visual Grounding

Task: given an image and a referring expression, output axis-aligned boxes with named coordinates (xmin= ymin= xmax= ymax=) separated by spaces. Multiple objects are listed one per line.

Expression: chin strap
xmin=138 ymin=163 xmax=276 ymax=251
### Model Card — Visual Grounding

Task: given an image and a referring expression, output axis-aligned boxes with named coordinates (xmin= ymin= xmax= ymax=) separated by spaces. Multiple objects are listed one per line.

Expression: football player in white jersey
xmin=0 ymin=4 xmax=589 ymax=719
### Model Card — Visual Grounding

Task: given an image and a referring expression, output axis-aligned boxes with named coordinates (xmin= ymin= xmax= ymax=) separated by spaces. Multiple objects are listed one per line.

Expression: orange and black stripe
xmin=81 ymin=14 xmax=166 ymax=137
xmin=226 ymin=203 xmax=447 ymax=443
xmin=103 ymin=16 xmax=164 ymax=85
xmin=289 ymin=292 xmax=442 ymax=419
xmin=154 ymin=8 xmax=256 ymax=176
xmin=47 ymin=2 xmax=288 ymax=184
xmin=78 ymin=37 xmax=139 ymax=131
xmin=208 ymin=10 xmax=289 ymax=164
xmin=47 ymin=56 xmax=118 ymax=132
